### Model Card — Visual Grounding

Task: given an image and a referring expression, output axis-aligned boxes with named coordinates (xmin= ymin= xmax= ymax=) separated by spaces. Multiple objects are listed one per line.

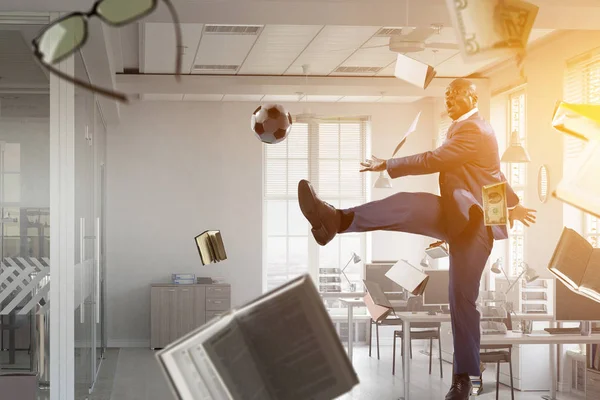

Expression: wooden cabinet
xmin=150 ymin=283 xmax=230 ymax=349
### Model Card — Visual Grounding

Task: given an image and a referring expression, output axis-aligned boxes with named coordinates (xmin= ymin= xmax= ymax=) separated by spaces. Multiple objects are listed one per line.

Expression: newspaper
xmin=156 ymin=275 xmax=359 ymax=400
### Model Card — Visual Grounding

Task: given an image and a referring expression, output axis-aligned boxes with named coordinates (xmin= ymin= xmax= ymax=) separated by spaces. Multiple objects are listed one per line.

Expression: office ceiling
xmin=135 ymin=24 xmax=555 ymax=78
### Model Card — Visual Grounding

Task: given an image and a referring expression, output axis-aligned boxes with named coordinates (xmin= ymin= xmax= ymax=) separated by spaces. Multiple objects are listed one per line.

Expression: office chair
xmin=391 ymin=296 xmax=443 ymax=377
xmin=479 ymin=313 xmax=515 ymax=400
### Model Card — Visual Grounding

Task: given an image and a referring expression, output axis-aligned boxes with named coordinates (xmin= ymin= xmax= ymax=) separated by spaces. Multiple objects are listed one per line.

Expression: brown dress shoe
xmin=298 ymin=180 xmax=341 ymax=246
xmin=445 ymin=373 xmax=472 ymax=400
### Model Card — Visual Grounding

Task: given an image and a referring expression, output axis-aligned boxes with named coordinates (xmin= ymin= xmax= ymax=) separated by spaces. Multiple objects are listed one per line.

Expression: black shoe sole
xmin=298 ymin=180 xmax=321 ymax=230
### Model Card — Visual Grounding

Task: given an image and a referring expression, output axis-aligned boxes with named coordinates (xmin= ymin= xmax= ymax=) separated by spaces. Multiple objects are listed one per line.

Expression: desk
xmin=338 ymin=298 xmax=364 ymax=361
xmin=338 ymin=298 xmax=408 ymax=361
xmin=396 ymin=312 xmax=600 ymax=400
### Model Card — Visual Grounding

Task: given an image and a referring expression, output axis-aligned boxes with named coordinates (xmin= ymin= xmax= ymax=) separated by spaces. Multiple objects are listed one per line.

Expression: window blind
xmin=437 ymin=114 xmax=452 ymax=148
xmin=264 ymin=117 xmax=369 ymax=291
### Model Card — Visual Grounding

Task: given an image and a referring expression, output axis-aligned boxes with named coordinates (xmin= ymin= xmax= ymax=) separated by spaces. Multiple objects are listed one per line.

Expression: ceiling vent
xmin=203 ymin=25 xmax=263 ymax=35
xmin=334 ymin=66 xmax=383 ymax=74
xmin=193 ymin=65 xmax=240 ymax=72
xmin=375 ymin=27 xmax=403 ymax=37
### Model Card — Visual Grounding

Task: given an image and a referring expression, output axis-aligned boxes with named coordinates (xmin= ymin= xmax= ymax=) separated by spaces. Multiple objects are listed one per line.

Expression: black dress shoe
xmin=297 ymin=180 xmax=341 ymax=246
xmin=445 ymin=373 xmax=472 ymax=400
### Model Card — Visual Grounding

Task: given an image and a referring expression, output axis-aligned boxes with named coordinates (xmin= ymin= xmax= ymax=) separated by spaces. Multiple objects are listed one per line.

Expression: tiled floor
xmin=101 ymin=346 xmax=582 ymax=400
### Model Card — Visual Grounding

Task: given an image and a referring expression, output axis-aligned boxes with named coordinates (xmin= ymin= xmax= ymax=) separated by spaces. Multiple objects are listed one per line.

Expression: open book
xmin=195 ymin=230 xmax=227 ymax=265
xmin=362 ymin=280 xmax=395 ymax=322
xmin=553 ymin=139 xmax=600 ymax=219
xmin=385 ymin=259 xmax=429 ymax=296
xmin=156 ymin=275 xmax=359 ymax=400
xmin=425 ymin=241 xmax=449 ymax=259
xmin=548 ymin=227 xmax=600 ymax=303
xmin=394 ymin=53 xmax=436 ymax=89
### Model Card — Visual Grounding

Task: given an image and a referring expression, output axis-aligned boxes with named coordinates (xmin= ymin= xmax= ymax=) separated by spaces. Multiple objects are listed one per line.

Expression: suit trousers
xmin=342 ymin=192 xmax=493 ymax=376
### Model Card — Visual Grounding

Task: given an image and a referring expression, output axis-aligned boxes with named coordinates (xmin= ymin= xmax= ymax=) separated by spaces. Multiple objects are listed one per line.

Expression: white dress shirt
xmin=454 ymin=107 xmax=479 ymax=123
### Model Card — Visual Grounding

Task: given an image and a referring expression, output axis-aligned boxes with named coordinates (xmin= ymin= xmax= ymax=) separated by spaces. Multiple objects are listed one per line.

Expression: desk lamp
xmin=341 ymin=252 xmax=361 ymax=291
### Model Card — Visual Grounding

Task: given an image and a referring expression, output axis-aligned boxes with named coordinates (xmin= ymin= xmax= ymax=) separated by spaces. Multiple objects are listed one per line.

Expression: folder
xmin=385 ymin=259 xmax=429 ymax=296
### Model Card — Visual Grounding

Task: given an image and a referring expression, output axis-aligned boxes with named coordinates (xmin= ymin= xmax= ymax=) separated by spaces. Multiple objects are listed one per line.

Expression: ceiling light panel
xmin=193 ymin=27 xmax=262 ymax=75
xmin=183 ymin=94 xmax=224 ymax=101
xmin=222 ymin=94 xmax=265 ymax=102
xmin=338 ymin=96 xmax=384 ymax=103
xmin=286 ymin=26 xmax=380 ymax=76
xmin=142 ymin=94 xmax=184 ymax=101
xmin=379 ymin=96 xmax=423 ymax=103
xmin=143 ymin=23 xmax=203 ymax=74
xmin=261 ymin=94 xmax=304 ymax=103
xmin=238 ymin=25 xmax=323 ymax=75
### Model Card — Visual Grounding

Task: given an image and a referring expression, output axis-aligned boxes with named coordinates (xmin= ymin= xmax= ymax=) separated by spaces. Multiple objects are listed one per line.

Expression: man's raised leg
xmin=298 ymin=179 xmax=447 ymax=246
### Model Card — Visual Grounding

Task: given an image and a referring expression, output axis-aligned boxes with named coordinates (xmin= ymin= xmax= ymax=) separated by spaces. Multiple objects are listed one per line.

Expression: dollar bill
xmin=445 ymin=0 xmax=539 ymax=63
xmin=482 ymin=181 xmax=508 ymax=226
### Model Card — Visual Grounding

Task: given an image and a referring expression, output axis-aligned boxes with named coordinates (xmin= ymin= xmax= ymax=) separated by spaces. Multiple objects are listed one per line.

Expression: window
xmin=506 ymin=90 xmax=527 ymax=276
xmin=565 ymin=47 xmax=600 ymax=247
xmin=264 ymin=118 xmax=369 ymax=292
xmin=437 ymin=113 xmax=452 ymax=148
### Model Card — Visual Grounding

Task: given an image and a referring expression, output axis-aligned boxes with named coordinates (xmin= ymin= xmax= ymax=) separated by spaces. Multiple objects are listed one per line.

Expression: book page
xmin=156 ymin=315 xmax=235 ymax=400
xmin=195 ymin=232 xmax=213 ymax=265
xmin=580 ymin=249 xmax=600 ymax=303
xmin=235 ymin=275 xmax=358 ymax=400
xmin=555 ymin=140 xmax=600 ymax=218
xmin=212 ymin=231 xmax=227 ymax=260
xmin=548 ymin=228 xmax=591 ymax=288
xmin=193 ymin=319 xmax=271 ymax=400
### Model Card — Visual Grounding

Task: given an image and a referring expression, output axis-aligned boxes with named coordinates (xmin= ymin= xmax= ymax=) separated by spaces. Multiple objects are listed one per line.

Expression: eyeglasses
xmin=31 ymin=0 xmax=182 ymax=103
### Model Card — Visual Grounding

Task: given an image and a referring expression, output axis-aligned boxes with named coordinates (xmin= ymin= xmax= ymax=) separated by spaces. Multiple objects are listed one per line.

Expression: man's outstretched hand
xmin=508 ymin=204 xmax=537 ymax=229
xmin=360 ymin=155 xmax=387 ymax=172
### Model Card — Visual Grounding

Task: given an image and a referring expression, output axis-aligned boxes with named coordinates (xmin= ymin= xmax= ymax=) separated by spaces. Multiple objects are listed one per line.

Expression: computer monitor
xmin=364 ymin=263 xmax=403 ymax=293
xmin=422 ymin=269 xmax=450 ymax=307
xmin=556 ymin=279 xmax=600 ymax=321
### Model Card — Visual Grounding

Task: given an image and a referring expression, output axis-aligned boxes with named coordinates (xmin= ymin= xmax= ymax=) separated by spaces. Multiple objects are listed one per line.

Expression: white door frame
xmin=48 ymin=11 xmax=76 ymax=400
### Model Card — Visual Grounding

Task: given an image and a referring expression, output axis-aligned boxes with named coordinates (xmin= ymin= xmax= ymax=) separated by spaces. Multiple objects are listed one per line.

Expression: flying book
xmin=552 ymin=101 xmax=600 ymax=142
xmin=362 ymin=280 xmax=395 ymax=322
xmin=394 ymin=53 xmax=436 ymax=89
xmin=385 ymin=259 xmax=429 ymax=296
xmin=425 ymin=241 xmax=449 ymax=259
xmin=553 ymin=139 xmax=600 ymax=219
xmin=195 ymin=230 xmax=227 ymax=265
xmin=548 ymin=227 xmax=600 ymax=304
xmin=156 ymin=274 xmax=358 ymax=400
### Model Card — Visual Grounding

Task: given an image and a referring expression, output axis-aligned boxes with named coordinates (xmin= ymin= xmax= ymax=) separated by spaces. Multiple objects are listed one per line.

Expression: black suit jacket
xmin=386 ymin=112 xmax=519 ymax=240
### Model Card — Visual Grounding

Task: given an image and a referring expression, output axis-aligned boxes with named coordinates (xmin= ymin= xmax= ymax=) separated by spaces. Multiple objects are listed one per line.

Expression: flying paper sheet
xmin=394 ymin=54 xmax=436 ymax=89
xmin=445 ymin=0 xmax=539 ymax=63
xmin=392 ymin=111 xmax=422 ymax=157
xmin=553 ymin=139 xmax=600 ymax=219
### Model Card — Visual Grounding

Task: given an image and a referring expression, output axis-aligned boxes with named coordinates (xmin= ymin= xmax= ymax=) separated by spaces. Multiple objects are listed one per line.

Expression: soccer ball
xmin=250 ymin=104 xmax=293 ymax=144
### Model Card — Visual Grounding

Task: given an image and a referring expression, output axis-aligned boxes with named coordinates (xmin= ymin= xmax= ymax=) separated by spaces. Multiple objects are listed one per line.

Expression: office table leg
xmin=541 ymin=343 xmax=557 ymax=400
xmin=347 ymin=305 xmax=354 ymax=361
xmin=402 ymin=320 xmax=411 ymax=400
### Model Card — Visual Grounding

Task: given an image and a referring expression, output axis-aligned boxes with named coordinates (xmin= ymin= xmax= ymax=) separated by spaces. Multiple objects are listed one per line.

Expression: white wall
xmin=106 ymin=99 xmax=438 ymax=345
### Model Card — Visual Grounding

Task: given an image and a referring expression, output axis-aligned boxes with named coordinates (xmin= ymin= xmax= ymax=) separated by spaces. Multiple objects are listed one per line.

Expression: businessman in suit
xmin=298 ymin=78 xmax=536 ymax=400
